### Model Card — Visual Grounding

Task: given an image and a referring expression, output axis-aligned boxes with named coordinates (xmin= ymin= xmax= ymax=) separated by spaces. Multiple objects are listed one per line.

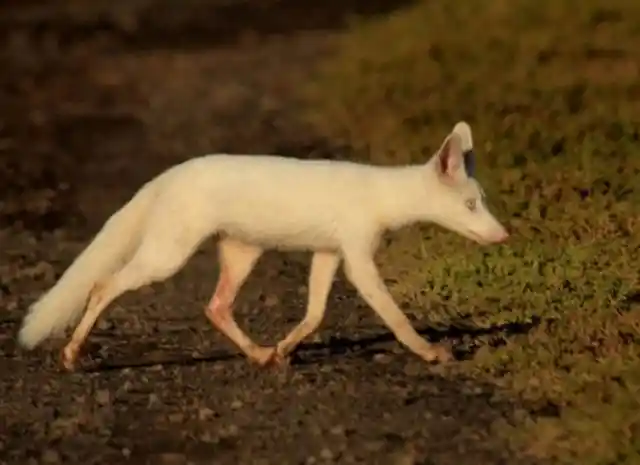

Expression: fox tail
xmin=17 ymin=182 xmax=158 ymax=349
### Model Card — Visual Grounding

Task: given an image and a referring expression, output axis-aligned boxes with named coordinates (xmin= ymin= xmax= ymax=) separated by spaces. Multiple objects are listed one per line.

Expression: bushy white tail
xmin=17 ymin=182 xmax=157 ymax=349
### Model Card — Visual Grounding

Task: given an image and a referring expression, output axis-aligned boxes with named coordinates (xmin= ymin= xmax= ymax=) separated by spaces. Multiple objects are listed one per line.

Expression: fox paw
xmin=250 ymin=347 xmax=292 ymax=369
xmin=421 ymin=344 xmax=454 ymax=364
xmin=250 ymin=346 xmax=277 ymax=367
xmin=271 ymin=350 xmax=292 ymax=368
xmin=61 ymin=344 xmax=79 ymax=372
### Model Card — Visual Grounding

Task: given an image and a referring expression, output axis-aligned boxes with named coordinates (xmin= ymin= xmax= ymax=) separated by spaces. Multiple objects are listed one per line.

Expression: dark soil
xmin=0 ymin=2 xmax=544 ymax=464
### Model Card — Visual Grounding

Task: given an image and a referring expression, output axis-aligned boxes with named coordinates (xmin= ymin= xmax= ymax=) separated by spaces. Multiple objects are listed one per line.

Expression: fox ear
xmin=453 ymin=121 xmax=476 ymax=178
xmin=433 ymin=121 xmax=476 ymax=181
xmin=452 ymin=121 xmax=473 ymax=151
xmin=435 ymin=132 xmax=466 ymax=182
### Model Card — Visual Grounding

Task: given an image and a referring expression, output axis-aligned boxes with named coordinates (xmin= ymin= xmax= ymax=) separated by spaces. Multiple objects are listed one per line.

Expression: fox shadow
xmin=289 ymin=315 xmax=542 ymax=366
xmin=86 ymin=315 xmax=542 ymax=372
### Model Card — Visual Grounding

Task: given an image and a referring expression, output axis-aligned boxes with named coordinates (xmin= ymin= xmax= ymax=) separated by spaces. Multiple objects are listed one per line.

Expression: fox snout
xmin=463 ymin=225 xmax=509 ymax=245
xmin=485 ymin=227 xmax=509 ymax=244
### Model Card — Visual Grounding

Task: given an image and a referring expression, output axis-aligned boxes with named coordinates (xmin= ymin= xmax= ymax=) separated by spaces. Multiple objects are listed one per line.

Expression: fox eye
xmin=465 ymin=199 xmax=477 ymax=212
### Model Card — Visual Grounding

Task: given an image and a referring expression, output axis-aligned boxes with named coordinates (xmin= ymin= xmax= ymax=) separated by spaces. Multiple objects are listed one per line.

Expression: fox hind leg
xmin=205 ymin=238 xmax=273 ymax=365
xmin=62 ymin=237 xmax=200 ymax=371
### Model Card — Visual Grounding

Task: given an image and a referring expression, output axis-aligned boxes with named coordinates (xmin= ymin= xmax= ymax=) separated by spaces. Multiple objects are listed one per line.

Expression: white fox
xmin=17 ymin=121 xmax=508 ymax=371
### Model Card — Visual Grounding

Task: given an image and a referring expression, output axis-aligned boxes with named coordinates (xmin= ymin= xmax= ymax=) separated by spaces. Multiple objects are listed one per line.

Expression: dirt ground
xmin=0 ymin=2 xmax=546 ymax=464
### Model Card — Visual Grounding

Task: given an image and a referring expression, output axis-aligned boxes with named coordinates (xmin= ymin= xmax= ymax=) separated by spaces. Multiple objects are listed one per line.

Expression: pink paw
xmin=61 ymin=344 xmax=79 ymax=372
xmin=420 ymin=344 xmax=454 ymax=363
xmin=250 ymin=346 xmax=277 ymax=367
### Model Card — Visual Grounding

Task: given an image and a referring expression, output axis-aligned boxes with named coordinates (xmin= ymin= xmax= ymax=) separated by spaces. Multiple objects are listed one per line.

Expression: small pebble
xmin=96 ymin=319 xmax=113 ymax=331
xmin=148 ymin=394 xmax=161 ymax=407
xmin=403 ymin=362 xmax=422 ymax=376
xmin=158 ymin=452 xmax=187 ymax=465
xmin=320 ymin=448 xmax=333 ymax=460
xmin=230 ymin=399 xmax=243 ymax=410
xmin=41 ymin=449 xmax=61 ymax=464
xmin=264 ymin=294 xmax=279 ymax=307
xmin=95 ymin=389 xmax=110 ymax=406
xmin=198 ymin=407 xmax=214 ymax=420
xmin=373 ymin=353 xmax=392 ymax=364
xmin=224 ymin=424 xmax=240 ymax=436
xmin=200 ymin=431 xmax=215 ymax=443
xmin=329 ymin=424 xmax=345 ymax=436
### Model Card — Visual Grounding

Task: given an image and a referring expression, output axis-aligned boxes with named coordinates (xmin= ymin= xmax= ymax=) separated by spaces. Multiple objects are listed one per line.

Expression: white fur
xmin=18 ymin=121 xmax=508 ymax=364
xmin=17 ymin=181 xmax=158 ymax=349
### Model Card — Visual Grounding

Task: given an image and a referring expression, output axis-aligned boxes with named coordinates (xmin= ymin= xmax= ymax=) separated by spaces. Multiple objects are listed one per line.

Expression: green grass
xmin=304 ymin=0 xmax=640 ymax=463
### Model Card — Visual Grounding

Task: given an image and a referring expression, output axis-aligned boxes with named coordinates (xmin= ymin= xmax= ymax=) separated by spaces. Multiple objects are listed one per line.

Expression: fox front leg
xmin=342 ymin=248 xmax=452 ymax=363
xmin=273 ymin=251 xmax=341 ymax=364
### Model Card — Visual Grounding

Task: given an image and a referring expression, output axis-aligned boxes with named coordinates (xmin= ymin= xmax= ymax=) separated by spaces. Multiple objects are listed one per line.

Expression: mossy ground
xmin=305 ymin=1 xmax=640 ymax=463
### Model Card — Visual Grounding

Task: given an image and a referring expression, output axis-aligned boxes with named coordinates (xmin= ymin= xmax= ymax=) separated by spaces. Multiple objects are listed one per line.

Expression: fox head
xmin=424 ymin=122 xmax=509 ymax=245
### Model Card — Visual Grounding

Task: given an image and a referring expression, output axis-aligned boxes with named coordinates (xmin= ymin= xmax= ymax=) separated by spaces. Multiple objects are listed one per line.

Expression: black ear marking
xmin=463 ymin=149 xmax=476 ymax=178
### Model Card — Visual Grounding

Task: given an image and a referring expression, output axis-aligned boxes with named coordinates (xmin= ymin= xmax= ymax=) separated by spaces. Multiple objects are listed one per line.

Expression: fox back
xmin=144 ymin=121 xmax=508 ymax=253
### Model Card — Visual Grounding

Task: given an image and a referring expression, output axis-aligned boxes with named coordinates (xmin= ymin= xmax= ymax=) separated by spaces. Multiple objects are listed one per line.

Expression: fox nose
xmin=494 ymin=229 xmax=509 ymax=243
